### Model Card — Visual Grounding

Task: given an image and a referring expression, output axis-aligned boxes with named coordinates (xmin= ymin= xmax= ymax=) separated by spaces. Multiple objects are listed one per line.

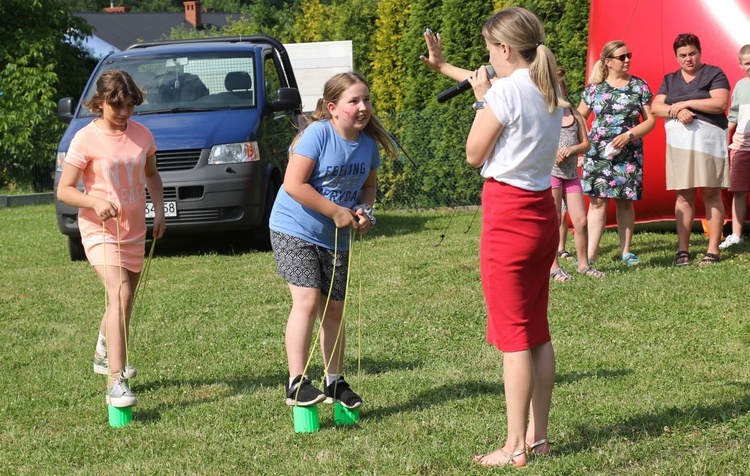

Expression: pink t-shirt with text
xmin=65 ymin=119 xmax=157 ymax=248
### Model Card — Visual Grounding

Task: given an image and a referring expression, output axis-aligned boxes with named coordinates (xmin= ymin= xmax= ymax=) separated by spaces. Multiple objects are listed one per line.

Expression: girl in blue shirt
xmin=270 ymin=72 xmax=396 ymax=409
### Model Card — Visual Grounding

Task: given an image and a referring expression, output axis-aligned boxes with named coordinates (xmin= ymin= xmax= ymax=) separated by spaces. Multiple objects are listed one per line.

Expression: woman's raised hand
xmin=420 ymin=28 xmax=445 ymax=73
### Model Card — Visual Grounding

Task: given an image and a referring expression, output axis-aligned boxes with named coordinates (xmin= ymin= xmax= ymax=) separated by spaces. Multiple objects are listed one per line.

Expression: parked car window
xmin=76 ymin=53 xmax=257 ymax=117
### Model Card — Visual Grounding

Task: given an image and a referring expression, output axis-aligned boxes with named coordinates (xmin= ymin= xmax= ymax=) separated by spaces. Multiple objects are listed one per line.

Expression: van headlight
xmin=208 ymin=142 xmax=260 ymax=164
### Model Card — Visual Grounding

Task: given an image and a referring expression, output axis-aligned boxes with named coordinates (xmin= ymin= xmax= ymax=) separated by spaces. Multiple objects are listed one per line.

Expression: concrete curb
xmin=0 ymin=193 xmax=55 ymax=208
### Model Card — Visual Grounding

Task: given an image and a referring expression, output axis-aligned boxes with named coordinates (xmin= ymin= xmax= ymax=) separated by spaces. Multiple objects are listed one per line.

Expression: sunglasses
xmin=609 ymin=52 xmax=633 ymax=61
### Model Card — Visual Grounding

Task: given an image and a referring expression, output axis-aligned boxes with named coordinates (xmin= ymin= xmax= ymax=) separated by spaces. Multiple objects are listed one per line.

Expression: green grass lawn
xmin=2 ymin=204 xmax=750 ymax=475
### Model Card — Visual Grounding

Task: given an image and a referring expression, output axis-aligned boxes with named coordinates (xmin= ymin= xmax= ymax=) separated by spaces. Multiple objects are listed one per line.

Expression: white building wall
xmin=284 ymin=41 xmax=354 ymax=113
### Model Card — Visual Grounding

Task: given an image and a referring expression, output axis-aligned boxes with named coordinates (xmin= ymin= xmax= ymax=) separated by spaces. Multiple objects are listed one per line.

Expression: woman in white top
xmin=422 ymin=6 xmax=562 ymax=468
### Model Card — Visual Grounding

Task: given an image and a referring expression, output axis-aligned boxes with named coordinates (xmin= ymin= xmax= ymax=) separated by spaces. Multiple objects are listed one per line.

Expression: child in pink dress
xmin=57 ymin=70 xmax=165 ymax=408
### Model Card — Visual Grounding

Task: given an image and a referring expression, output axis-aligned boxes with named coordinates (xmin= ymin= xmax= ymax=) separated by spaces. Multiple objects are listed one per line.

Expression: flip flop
xmin=622 ymin=252 xmax=640 ymax=266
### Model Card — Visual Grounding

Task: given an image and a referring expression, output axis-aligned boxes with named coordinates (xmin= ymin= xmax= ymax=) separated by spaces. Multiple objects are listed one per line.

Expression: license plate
xmin=145 ymin=201 xmax=177 ymax=218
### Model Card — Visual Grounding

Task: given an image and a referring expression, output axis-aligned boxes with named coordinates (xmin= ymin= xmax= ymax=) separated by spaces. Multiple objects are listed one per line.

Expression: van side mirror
xmin=57 ymin=98 xmax=75 ymax=123
xmin=267 ymin=87 xmax=301 ymax=114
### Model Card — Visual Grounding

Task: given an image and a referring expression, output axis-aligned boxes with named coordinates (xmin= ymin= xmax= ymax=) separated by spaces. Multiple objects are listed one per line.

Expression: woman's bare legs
xmin=475 ymin=350 xmax=531 ymax=467
xmin=285 ymin=286 xmax=347 ymax=377
xmin=565 ymin=191 xmax=589 ymax=271
xmin=285 ymin=285 xmax=320 ymax=376
xmin=587 ymin=197 xmax=609 ymax=263
xmin=526 ymin=342 xmax=555 ymax=452
xmin=702 ymin=187 xmax=725 ymax=255
xmin=98 ymin=270 xmax=139 ymax=336
xmin=93 ymin=266 xmax=139 ymax=382
xmin=730 ymin=191 xmax=749 ymax=238
xmin=558 ymin=209 xmax=569 ymax=254
xmin=319 ymin=298 xmax=346 ymax=375
xmin=614 ymin=198 xmax=635 ymax=256
xmin=675 ymin=189 xmax=696 ymax=252
xmin=476 ymin=342 xmax=555 ymax=467
xmin=550 ymin=187 xmax=565 ymax=273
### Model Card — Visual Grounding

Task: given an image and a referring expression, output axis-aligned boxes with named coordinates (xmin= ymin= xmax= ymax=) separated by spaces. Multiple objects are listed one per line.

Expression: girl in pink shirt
xmin=57 ymin=70 xmax=165 ymax=408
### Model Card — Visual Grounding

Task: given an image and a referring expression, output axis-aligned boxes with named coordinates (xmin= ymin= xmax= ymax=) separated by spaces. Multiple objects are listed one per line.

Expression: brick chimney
xmin=183 ymin=1 xmax=203 ymax=28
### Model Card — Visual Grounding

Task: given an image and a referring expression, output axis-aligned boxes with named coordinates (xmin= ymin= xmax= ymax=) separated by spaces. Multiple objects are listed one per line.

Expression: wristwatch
xmin=627 ymin=131 xmax=635 ymax=141
xmin=472 ymin=101 xmax=485 ymax=110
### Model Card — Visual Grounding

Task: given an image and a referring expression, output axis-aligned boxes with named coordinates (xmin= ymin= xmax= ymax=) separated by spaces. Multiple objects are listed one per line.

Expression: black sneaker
xmin=324 ymin=377 xmax=362 ymax=409
xmin=286 ymin=375 xmax=326 ymax=407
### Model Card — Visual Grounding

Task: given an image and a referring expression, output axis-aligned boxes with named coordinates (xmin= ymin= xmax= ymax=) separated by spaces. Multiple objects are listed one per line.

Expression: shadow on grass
xmin=590 ymin=230 xmax=712 ymax=269
xmin=132 ymin=361 xmax=635 ymax=425
xmin=362 ymin=367 xmax=632 ymax=421
xmin=559 ymin=384 xmax=750 ymax=455
xmin=146 ymin=234 xmax=262 ymax=258
xmin=555 ymin=368 xmax=633 ymax=385
xmin=132 ymin=355 xmax=424 ymax=423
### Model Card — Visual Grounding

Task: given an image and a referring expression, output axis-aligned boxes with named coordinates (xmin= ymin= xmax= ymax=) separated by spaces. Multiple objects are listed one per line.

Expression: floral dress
xmin=581 ymin=76 xmax=653 ymax=200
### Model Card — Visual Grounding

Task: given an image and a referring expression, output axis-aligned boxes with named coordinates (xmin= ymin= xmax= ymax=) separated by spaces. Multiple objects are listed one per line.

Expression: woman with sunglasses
xmin=651 ymin=33 xmax=730 ymax=266
xmin=578 ymin=41 xmax=655 ymax=267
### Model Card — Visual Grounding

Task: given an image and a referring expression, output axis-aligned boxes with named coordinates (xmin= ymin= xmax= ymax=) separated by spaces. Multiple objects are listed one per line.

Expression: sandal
xmin=578 ymin=265 xmax=605 ymax=278
xmin=526 ymin=438 xmax=551 ymax=456
xmin=699 ymin=252 xmax=720 ymax=266
xmin=557 ymin=249 xmax=574 ymax=260
xmin=621 ymin=252 xmax=640 ymax=266
xmin=550 ymin=268 xmax=573 ymax=282
xmin=675 ymin=250 xmax=692 ymax=266
xmin=473 ymin=448 xmax=527 ymax=467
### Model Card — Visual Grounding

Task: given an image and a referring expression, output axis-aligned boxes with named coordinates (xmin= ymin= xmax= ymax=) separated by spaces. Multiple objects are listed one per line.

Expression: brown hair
xmin=673 ymin=33 xmax=701 ymax=54
xmin=588 ymin=40 xmax=627 ymax=84
xmin=739 ymin=44 xmax=750 ymax=57
xmin=84 ymin=69 xmax=144 ymax=114
xmin=482 ymin=6 xmax=560 ymax=112
xmin=298 ymin=72 xmax=397 ymax=158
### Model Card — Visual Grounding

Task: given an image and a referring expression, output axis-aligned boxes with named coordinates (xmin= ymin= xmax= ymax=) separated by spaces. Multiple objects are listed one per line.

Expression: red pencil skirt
xmin=480 ymin=179 xmax=557 ymax=352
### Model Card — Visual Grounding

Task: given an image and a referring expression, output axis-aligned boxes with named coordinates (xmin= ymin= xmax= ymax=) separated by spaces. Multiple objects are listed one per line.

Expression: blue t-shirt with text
xmin=269 ymin=120 xmax=380 ymax=250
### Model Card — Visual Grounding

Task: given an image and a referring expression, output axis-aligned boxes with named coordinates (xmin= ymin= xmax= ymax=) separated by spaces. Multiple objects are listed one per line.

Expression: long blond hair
xmin=482 ymin=6 xmax=560 ymax=112
xmin=294 ymin=72 xmax=397 ymax=158
xmin=588 ymin=40 xmax=626 ymax=84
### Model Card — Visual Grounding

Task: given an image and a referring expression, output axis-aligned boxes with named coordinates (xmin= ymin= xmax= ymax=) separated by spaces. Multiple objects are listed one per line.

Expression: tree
xmin=370 ymin=0 xmax=410 ymax=113
xmin=325 ymin=0 xmax=378 ymax=79
xmin=293 ymin=0 xmax=330 ymax=43
xmin=501 ymin=0 xmax=589 ymax=100
xmin=0 ymin=0 xmax=95 ymax=192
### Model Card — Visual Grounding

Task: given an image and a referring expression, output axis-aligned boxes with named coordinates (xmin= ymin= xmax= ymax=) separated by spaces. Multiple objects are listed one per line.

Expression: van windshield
xmin=77 ymin=52 xmax=257 ymax=117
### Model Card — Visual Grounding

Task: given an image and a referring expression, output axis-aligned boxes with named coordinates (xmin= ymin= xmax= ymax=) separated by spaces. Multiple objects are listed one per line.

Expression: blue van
xmin=54 ymin=36 xmax=302 ymax=260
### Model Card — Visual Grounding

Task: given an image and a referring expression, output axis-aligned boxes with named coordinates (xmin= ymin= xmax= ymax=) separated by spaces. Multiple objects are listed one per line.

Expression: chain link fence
xmin=1 ymin=109 xmax=483 ymax=210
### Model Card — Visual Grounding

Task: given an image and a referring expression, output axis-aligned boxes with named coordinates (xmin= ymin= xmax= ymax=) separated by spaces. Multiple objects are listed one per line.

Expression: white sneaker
xmin=106 ymin=372 xmax=137 ymax=408
xmin=93 ymin=334 xmax=137 ymax=378
xmin=94 ymin=352 xmax=137 ymax=378
xmin=719 ymin=234 xmax=744 ymax=249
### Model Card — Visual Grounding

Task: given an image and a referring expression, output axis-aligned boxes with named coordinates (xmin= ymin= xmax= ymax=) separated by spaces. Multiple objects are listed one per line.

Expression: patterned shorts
xmin=270 ymin=231 xmax=349 ymax=301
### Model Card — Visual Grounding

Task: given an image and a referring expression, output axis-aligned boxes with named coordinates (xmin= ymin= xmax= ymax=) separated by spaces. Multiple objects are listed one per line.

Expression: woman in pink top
xmin=57 ymin=70 xmax=165 ymax=409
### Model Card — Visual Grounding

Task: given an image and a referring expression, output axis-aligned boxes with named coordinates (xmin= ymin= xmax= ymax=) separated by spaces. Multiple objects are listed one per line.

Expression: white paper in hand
xmin=604 ymin=142 xmax=621 ymax=158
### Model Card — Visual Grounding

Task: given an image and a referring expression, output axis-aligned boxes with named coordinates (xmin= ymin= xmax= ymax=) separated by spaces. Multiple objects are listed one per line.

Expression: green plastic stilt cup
xmin=292 ymin=405 xmax=320 ymax=433
xmin=108 ymin=405 xmax=133 ymax=428
xmin=334 ymin=402 xmax=360 ymax=426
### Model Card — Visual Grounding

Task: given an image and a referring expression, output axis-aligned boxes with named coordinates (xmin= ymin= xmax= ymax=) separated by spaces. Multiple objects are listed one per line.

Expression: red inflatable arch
xmin=587 ymin=0 xmax=750 ymax=225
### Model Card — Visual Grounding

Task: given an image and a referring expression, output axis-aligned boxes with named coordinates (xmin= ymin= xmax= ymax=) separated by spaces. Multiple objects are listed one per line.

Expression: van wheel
xmin=68 ymin=236 xmax=86 ymax=261
xmin=252 ymin=181 xmax=278 ymax=251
